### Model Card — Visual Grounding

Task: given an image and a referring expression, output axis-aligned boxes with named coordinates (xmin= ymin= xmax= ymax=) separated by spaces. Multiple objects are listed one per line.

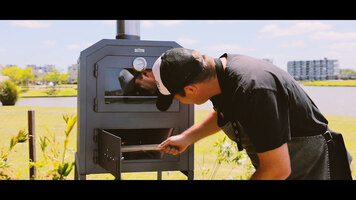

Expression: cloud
xmin=10 ymin=20 xmax=51 ymax=28
xmin=67 ymin=42 xmax=93 ymax=50
xmin=258 ymin=21 xmax=332 ymax=38
xmin=177 ymin=37 xmax=198 ymax=45
xmin=310 ymin=31 xmax=356 ymax=41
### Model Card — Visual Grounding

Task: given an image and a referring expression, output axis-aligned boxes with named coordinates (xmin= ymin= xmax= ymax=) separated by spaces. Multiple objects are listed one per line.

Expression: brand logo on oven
xmin=134 ymin=48 xmax=145 ymax=53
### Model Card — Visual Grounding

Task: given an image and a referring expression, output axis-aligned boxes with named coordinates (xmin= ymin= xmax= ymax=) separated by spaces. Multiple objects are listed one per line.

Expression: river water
xmin=299 ymin=85 xmax=356 ymax=117
xmin=196 ymin=85 xmax=356 ymax=117
xmin=4 ymin=85 xmax=356 ymax=117
xmin=15 ymin=97 xmax=77 ymax=107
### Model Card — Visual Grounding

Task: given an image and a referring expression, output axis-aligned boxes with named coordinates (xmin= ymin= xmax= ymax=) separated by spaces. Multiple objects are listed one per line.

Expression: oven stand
xmin=75 ymin=153 xmax=194 ymax=180
xmin=75 ymin=128 xmax=194 ymax=180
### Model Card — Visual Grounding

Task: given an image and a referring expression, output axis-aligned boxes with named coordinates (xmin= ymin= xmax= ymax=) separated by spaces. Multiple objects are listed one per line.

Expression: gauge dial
xmin=132 ymin=57 xmax=147 ymax=71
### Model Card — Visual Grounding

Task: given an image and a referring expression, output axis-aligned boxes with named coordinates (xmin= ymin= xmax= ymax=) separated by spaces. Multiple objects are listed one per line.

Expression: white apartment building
xmin=287 ymin=58 xmax=340 ymax=80
xmin=67 ymin=63 xmax=78 ymax=83
xmin=27 ymin=64 xmax=56 ymax=79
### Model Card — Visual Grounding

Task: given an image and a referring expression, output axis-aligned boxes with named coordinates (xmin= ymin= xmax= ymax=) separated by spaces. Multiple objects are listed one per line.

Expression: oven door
xmin=96 ymin=129 xmax=122 ymax=179
xmin=95 ymin=55 xmax=180 ymax=112
xmin=95 ymin=128 xmax=177 ymax=178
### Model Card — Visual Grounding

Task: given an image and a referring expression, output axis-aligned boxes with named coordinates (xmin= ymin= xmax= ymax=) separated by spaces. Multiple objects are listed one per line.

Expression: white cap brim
xmin=152 ymin=56 xmax=171 ymax=95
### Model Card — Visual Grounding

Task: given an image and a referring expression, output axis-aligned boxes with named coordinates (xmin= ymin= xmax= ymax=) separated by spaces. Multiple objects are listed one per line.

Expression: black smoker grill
xmin=74 ymin=20 xmax=194 ymax=180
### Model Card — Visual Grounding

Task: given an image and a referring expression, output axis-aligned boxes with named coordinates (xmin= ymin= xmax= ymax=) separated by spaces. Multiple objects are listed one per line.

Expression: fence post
xmin=28 ymin=109 xmax=36 ymax=180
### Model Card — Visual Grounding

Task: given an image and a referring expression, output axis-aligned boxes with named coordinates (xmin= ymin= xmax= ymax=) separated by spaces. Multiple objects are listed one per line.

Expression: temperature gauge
xmin=132 ymin=57 xmax=147 ymax=71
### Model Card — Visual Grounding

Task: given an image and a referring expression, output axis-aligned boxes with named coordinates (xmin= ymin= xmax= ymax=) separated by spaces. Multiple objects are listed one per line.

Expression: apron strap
xmin=214 ymin=58 xmax=243 ymax=151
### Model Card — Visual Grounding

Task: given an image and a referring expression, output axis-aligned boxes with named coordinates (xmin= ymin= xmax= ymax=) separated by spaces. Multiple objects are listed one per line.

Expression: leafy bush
xmin=0 ymin=129 xmax=28 ymax=180
xmin=198 ymin=136 xmax=254 ymax=180
xmin=30 ymin=114 xmax=77 ymax=180
xmin=0 ymin=80 xmax=19 ymax=105
xmin=45 ymin=85 xmax=58 ymax=96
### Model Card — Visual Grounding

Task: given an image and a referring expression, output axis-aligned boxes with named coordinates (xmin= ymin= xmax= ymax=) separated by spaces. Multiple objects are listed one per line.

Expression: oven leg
xmin=76 ymin=173 xmax=87 ymax=180
xmin=74 ymin=152 xmax=87 ymax=180
xmin=114 ymin=156 xmax=123 ymax=180
xmin=157 ymin=170 xmax=162 ymax=180
xmin=181 ymin=170 xmax=194 ymax=180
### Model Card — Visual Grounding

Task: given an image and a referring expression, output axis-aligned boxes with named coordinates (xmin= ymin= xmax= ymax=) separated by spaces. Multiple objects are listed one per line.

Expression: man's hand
xmin=158 ymin=134 xmax=191 ymax=155
xmin=158 ymin=110 xmax=221 ymax=156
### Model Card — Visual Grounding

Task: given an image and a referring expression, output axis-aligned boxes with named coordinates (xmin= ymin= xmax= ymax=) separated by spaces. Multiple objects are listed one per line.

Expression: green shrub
xmin=0 ymin=80 xmax=19 ymax=106
xmin=30 ymin=114 xmax=77 ymax=180
xmin=0 ymin=129 xmax=28 ymax=180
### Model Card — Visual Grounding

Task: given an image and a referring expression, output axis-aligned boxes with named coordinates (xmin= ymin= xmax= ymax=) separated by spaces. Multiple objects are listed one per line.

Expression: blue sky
xmin=1 ymin=20 xmax=356 ymax=73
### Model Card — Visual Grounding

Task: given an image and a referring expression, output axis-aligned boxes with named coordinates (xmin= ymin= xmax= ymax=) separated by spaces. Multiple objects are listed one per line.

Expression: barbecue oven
xmin=74 ymin=20 xmax=194 ymax=180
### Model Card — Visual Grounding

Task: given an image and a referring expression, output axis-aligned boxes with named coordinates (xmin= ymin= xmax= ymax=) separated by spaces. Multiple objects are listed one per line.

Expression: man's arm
xmin=250 ymin=143 xmax=291 ymax=180
xmin=158 ymin=110 xmax=221 ymax=155
xmin=182 ymin=109 xmax=221 ymax=144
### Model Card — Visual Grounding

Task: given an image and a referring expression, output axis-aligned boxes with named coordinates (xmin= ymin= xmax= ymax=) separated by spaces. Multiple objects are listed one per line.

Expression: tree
xmin=42 ymin=69 xmax=60 ymax=85
xmin=59 ymin=74 xmax=69 ymax=84
xmin=1 ymin=66 xmax=20 ymax=83
xmin=20 ymin=67 xmax=34 ymax=85
xmin=1 ymin=66 xmax=34 ymax=86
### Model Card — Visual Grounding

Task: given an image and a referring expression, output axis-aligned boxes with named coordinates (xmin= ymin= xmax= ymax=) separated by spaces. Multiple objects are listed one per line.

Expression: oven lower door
xmin=96 ymin=129 xmax=123 ymax=179
xmin=95 ymin=128 xmax=173 ymax=179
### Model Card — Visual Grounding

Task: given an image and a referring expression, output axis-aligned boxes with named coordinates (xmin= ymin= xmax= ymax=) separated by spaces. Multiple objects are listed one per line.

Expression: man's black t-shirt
xmin=210 ymin=54 xmax=329 ymax=153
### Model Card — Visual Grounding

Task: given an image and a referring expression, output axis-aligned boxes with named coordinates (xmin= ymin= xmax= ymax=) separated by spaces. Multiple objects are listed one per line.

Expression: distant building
xmin=28 ymin=64 xmax=56 ymax=79
xmin=67 ymin=64 xmax=78 ymax=83
xmin=4 ymin=64 xmax=17 ymax=68
xmin=287 ymin=58 xmax=340 ymax=80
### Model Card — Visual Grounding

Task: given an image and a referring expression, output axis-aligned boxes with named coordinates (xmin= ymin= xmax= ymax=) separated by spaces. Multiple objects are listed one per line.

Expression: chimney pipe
xmin=116 ymin=20 xmax=140 ymax=40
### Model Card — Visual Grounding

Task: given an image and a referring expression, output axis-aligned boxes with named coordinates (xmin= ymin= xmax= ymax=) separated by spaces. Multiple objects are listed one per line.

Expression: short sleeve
xmin=242 ymin=89 xmax=291 ymax=153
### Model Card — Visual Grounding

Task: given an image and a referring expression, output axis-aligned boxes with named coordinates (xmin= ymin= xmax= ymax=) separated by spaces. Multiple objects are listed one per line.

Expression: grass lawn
xmin=0 ymin=107 xmax=355 ymax=180
xmin=0 ymin=106 xmax=77 ymax=180
xmin=299 ymin=80 xmax=356 ymax=87
xmin=20 ymin=85 xmax=77 ymax=98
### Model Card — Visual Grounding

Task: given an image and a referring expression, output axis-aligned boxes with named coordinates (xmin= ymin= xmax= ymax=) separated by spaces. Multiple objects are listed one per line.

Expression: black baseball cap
xmin=152 ymin=48 xmax=204 ymax=111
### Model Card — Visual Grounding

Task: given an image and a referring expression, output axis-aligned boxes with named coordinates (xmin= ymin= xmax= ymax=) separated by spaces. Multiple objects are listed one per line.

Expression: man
xmin=137 ymin=48 xmax=352 ymax=180
xmin=119 ymin=69 xmax=157 ymax=96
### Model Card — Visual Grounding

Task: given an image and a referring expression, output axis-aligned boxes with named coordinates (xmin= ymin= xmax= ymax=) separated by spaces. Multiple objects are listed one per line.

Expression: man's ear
xmin=184 ymin=84 xmax=198 ymax=95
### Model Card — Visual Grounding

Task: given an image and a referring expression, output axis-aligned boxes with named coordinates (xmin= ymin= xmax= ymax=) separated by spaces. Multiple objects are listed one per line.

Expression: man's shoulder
xmin=225 ymin=53 xmax=293 ymax=93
